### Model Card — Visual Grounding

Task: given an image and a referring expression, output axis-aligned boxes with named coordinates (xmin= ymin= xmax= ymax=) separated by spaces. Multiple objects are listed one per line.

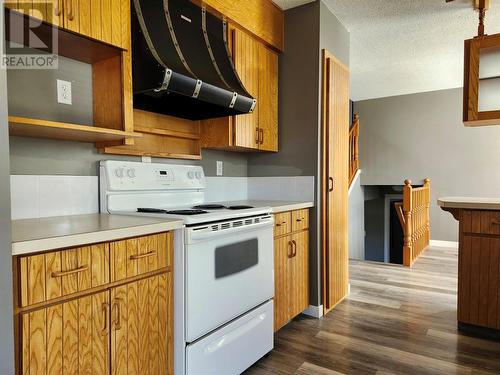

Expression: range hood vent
xmin=132 ymin=0 xmax=257 ymax=121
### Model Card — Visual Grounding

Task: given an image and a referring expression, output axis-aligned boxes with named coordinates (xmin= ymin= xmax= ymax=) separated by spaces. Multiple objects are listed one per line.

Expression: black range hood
xmin=132 ymin=0 xmax=257 ymax=121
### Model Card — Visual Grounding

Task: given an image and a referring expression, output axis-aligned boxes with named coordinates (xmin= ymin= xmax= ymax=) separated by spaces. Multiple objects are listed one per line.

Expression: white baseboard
xmin=302 ymin=304 xmax=324 ymax=319
xmin=430 ymin=240 xmax=458 ymax=249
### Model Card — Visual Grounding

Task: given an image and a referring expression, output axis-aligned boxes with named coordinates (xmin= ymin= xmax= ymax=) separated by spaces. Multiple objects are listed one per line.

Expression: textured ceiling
xmin=323 ymin=0 xmax=500 ymax=100
xmin=272 ymin=0 xmax=314 ymax=10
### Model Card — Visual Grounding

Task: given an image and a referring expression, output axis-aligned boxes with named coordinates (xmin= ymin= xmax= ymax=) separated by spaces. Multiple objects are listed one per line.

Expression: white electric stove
xmin=100 ymin=160 xmax=275 ymax=375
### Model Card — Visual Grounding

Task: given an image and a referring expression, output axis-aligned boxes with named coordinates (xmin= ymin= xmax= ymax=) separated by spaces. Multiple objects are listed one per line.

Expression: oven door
xmin=185 ymin=215 xmax=274 ymax=343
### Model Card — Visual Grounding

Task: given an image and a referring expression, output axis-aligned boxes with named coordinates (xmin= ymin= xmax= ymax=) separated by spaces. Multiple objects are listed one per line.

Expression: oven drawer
xmin=186 ymin=300 xmax=274 ymax=375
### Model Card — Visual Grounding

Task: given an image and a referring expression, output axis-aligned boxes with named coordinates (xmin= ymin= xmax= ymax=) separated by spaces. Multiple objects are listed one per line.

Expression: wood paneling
xmin=100 ymin=110 xmax=202 ymax=160
xmin=21 ymin=291 xmax=110 ymax=375
xmin=258 ymin=43 xmax=279 ymax=152
xmin=321 ymin=50 xmax=350 ymax=314
xmin=290 ymin=230 xmax=309 ymax=318
xmin=196 ymin=0 xmax=284 ymax=52
xmin=19 ymin=244 xmax=110 ymax=307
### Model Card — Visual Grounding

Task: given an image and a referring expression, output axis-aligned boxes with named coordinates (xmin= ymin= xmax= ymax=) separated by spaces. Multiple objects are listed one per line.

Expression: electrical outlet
xmin=141 ymin=156 xmax=152 ymax=163
xmin=57 ymin=79 xmax=72 ymax=105
xmin=216 ymin=161 xmax=223 ymax=176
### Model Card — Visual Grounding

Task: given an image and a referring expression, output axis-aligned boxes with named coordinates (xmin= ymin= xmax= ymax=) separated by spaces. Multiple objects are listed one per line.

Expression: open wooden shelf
xmin=97 ymin=147 xmax=202 ymax=160
xmin=9 ymin=116 xmax=142 ymax=143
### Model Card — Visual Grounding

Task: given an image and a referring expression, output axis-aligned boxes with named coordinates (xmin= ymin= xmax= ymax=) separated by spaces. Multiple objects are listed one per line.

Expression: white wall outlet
xmin=216 ymin=161 xmax=224 ymax=176
xmin=57 ymin=79 xmax=72 ymax=105
xmin=141 ymin=156 xmax=152 ymax=163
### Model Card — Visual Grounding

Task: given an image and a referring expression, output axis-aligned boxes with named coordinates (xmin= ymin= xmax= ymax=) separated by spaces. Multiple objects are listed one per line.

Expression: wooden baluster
xmin=424 ymin=178 xmax=431 ymax=247
xmin=403 ymin=179 xmax=413 ymax=266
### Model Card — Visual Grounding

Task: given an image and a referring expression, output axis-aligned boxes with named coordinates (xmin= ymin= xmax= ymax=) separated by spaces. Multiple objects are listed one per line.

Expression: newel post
xmin=424 ymin=178 xmax=431 ymax=246
xmin=403 ymin=179 xmax=413 ymax=266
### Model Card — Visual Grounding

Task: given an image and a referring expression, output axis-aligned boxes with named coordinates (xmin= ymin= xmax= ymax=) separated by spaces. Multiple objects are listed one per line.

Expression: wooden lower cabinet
xmin=111 ymin=274 xmax=172 ymax=375
xmin=274 ymin=210 xmax=309 ymax=331
xmin=21 ymin=290 xmax=110 ymax=374
xmin=16 ymin=233 xmax=173 ymax=375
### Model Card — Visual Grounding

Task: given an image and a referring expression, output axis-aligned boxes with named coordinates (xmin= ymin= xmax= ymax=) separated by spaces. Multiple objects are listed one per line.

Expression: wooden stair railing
xmin=349 ymin=114 xmax=360 ymax=187
xmin=399 ymin=178 xmax=431 ymax=267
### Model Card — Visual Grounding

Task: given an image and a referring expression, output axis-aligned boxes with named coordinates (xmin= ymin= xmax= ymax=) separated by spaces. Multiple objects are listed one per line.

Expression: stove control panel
xmin=100 ymin=160 xmax=206 ymax=191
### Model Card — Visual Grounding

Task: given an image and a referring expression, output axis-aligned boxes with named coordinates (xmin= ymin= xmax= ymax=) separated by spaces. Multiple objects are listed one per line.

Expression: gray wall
xmin=356 ymin=87 xmax=500 ymax=241
xmin=348 ymin=173 xmax=364 ymax=260
xmin=7 ymin=50 xmax=248 ymax=177
xmin=248 ymin=0 xmax=350 ymax=307
xmin=10 ymin=136 xmax=248 ymax=177
xmin=0 ymin=4 xmax=15 ymax=373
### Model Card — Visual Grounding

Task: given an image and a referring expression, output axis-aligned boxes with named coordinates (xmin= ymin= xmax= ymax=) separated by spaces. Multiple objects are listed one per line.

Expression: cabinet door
xmin=274 ymin=235 xmax=292 ymax=331
xmin=233 ymin=27 xmax=259 ymax=149
xmin=21 ymin=291 xmax=110 ymax=375
xmin=111 ymin=273 xmax=173 ymax=375
xmin=290 ymin=230 xmax=309 ymax=318
xmin=4 ymin=0 xmax=62 ymax=25
xmin=63 ymin=0 xmax=128 ymax=48
xmin=258 ymin=43 xmax=278 ymax=152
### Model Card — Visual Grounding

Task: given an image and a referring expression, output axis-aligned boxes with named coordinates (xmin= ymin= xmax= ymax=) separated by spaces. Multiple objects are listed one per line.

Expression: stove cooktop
xmin=137 ymin=208 xmax=208 ymax=215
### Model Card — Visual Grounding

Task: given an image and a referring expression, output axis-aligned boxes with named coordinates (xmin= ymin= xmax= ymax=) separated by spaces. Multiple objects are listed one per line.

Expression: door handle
xmin=328 ymin=177 xmax=334 ymax=192
xmin=101 ymin=302 xmax=110 ymax=336
xmin=255 ymin=127 xmax=260 ymax=145
xmin=287 ymin=241 xmax=294 ymax=258
xmin=66 ymin=0 xmax=74 ymax=21
xmin=54 ymin=1 xmax=61 ymax=16
xmin=292 ymin=240 xmax=297 ymax=257
xmin=259 ymin=129 xmax=264 ymax=144
xmin=112 ymin=298 xmax=123 ymax=331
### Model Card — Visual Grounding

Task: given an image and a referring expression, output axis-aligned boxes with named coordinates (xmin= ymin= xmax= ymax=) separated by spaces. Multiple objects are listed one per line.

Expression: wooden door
xmin=274 ymin=235 xmax=291 ymax=331
xmin=21 ymin=291 xmax=110 ymax=374
xmin=321 ymin=50 xmax=350 ymax=314
xmin=289 ymin=230 xmax=309 ymax=318
xmin=111 ymin=274 xmax=173 ymax=375
xmin=258 ymin=43 xmax=278 ymax=151
xmin=233 ymin=27 xmax=259 ymax=149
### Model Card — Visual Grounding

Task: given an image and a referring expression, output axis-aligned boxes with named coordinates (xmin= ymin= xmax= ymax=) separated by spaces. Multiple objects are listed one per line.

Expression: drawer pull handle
xmin=101 ymin=302 xmax=110 ymax=336
xmin=51 ymin=265 xmax=88 ymax=278
xmin=492 ymin=221 xmax=500 ymax=226
xmin=130 ymin=251 xmax=156 ymax=260
xmin=276 ymin=221 xmax=287 ymax=227
xmin=296 ymin=218 xmax=303 ymax=222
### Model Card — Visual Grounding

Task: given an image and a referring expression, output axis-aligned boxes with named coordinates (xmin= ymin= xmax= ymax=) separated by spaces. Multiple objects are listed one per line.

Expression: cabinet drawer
xmin=462 ymin=210 xmax=500 ymax=235
xmin=111 ymin=232 xmax=172 ymax=282
xmin=19 ymin=243 xmax=109 ymax=307
xmin=274 ymin=212 xmax=291 ymax=236
xmin=292 ymin=209 xmax=309 ymax=232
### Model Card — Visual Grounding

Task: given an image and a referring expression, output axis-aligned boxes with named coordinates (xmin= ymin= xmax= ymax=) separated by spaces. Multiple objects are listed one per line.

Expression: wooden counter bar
xmin=438 ymin=197 xmax=500 ymax=339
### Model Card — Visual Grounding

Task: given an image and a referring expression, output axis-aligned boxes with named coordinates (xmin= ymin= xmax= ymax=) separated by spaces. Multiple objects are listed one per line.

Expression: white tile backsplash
xmin=11 ymin=175 xmax=98 ymax=220
xmin=10 ymin=175 xmax=314 ymax=220
xmin=247 ymin=176 xmax=315 ymax=202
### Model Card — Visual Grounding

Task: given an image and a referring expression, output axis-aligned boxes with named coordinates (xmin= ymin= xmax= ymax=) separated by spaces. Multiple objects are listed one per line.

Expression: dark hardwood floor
xmin=245 ymin=246 xmax=500 ymax=375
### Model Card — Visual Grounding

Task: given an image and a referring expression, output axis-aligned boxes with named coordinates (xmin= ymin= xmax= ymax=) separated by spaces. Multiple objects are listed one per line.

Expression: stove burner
xmin=137 ymin=208 xmax=208 ymax=215
xmin=228 ymin=205 xmax=255 ymax=210
xmin=192 ymin=204 xmax=226 ymax=210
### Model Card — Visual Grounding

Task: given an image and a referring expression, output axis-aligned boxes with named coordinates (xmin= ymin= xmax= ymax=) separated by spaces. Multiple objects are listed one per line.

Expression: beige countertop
xmin=438 ymin=197 xmax=500 ymax=211
xmin=12 ymin=214 xmax=184 ymax=256
xmin=222 ymin=200 xmax=314 ymax=213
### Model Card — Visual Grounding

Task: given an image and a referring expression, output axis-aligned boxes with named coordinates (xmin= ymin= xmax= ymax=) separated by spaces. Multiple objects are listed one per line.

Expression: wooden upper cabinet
xmin=200 ymin=26 xmax=279 ymax=152
xmin=63 ymin=0 xmax=129 ymax=48
xmin=233 ymin=27 xmax=260 ymax=149
xmin=258 ymin=43 xmax=279 ymax=152
xmin=5 ymin=0 xmax=129 ymax=49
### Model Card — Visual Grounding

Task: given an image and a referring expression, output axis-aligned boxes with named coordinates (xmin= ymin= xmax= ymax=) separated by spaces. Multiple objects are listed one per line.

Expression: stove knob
xmin=188 ymin=171 xmax=195 ymax=179
xmin=115 ymin=168 xmax=124 ymax=178
xmin=195 ymin=171 xmax=202 ymax=179
xmin=127 ymin=168 xmax=136 ymax=178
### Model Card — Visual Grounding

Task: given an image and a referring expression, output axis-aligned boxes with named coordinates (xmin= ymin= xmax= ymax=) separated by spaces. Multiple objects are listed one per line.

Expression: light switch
xmin=216 ymin=161 xmax=223 ymax=176
xmin=57 ymin=79 xmax=72 ymax=105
